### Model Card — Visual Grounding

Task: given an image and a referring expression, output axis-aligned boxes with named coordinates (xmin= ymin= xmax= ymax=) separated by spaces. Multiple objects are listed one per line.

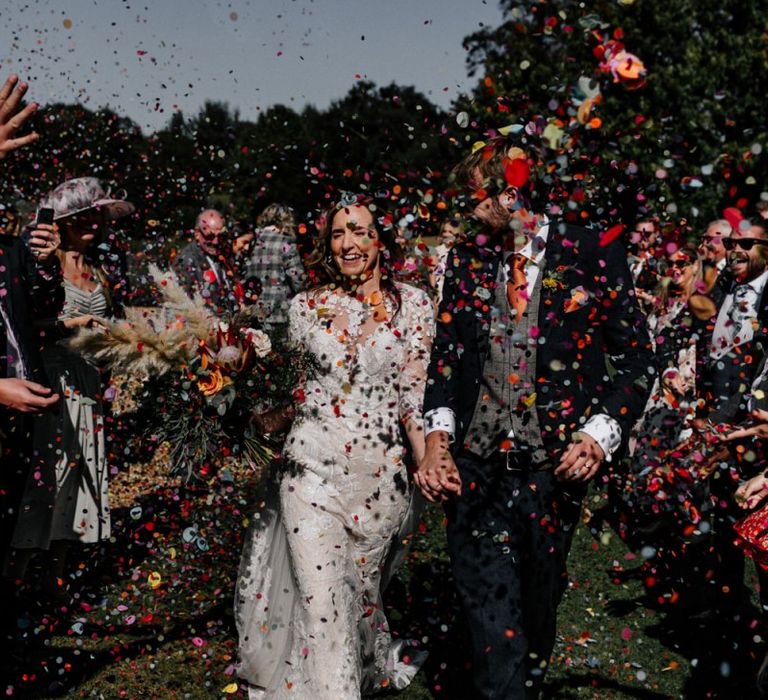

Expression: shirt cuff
xmin=581 ymin=413 xmax=622 ymax=463
xmin=424 ymin=407 xmax=455 ymax=442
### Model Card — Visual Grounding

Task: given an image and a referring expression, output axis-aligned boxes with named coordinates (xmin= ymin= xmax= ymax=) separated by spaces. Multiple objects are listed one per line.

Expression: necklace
xmin=363 ymin=290 xmax=388 ymax=322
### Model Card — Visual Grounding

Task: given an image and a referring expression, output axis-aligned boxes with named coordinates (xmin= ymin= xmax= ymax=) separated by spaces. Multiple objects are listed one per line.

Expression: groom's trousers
xmin=446 ymin=452 xmax=586 ymax=700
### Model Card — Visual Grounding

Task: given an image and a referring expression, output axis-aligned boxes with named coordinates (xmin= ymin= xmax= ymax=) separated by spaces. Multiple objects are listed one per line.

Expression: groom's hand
xmin=554 ymin=432 xmax=604 ymax=482
xmin=414 ymin=431 xmax=462 ymax=502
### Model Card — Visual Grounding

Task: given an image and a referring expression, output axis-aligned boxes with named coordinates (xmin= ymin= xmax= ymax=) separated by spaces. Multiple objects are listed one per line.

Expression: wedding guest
xmin=691 ymin=221 xmax=768 ymax=624
xmin=6 ymin=178 xmax=135 ymax=595
xmin=243 ymin=203 xmax=304 ymax=329
xmin=429 ymin=214 xmax=464 ymax=304
xmin=619 ymin=244 xmax=704 ymax=531
xmin=0 ymin=73 xmax=63 ymax=571
xmin=629 ymin=216 xmax=662 ymax=312
xmin=231 ymin=220 xmax=259 ymax=304
xmin=698 ymin=219 xmax=732 ymax=293
xmin=716 ymin=354 xmax=768 ymax=696
xmin=172 ymin=208 xmax=242 ymax=313
xmin=417 ymin=135 xmax=654 ymax=698
xmin=237 ymin=193 xmax=433 ymax=698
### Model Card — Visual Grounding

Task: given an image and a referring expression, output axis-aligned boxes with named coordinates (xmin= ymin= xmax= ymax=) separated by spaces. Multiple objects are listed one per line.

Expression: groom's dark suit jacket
xmin=424 ymin=221 xmax=656 ymax=458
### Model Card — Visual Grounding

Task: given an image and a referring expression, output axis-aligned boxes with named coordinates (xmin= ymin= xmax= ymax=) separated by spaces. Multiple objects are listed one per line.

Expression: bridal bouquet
xmin=70 ymin=265 xmax=313 ymax=481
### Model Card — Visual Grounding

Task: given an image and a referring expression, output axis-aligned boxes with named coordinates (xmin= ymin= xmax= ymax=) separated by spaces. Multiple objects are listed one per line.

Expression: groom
xmin=416 ymin=136 xmax=655 ymax=698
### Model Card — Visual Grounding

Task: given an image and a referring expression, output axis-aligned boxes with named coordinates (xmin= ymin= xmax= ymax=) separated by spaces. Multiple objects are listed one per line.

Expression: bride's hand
xmin=251 ymin=405 xmax=295 ymax=435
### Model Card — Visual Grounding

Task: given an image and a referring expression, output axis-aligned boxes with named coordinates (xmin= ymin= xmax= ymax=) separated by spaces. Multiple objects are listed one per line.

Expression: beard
xmin=729 ymin=249 xmax=767 ymax=282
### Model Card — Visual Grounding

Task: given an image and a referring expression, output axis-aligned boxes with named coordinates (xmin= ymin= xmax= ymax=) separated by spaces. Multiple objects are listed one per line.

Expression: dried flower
xmin=216 ymin=344 xmax=243 ymax=368
xmin=247 ymin=329 xmax=272 ymax=358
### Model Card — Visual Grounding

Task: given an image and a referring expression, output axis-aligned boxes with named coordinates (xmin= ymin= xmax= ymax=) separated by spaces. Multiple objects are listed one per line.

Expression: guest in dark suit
xmin=0 ymin=73 xmax=64 ymax=562
xmin=710 ymin=350 xmax=768 ymax=697
xmin=415 ymin=136 xmax=655 ymax=698
xmin=692 ymin=221 xmax=768 ymax=619
xmin=172 ymin=208 xmax=242 ymax=313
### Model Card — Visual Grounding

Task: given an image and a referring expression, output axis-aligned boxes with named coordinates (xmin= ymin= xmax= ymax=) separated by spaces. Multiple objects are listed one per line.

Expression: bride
xmin=236 ymin=193 xmax=434 ymax=698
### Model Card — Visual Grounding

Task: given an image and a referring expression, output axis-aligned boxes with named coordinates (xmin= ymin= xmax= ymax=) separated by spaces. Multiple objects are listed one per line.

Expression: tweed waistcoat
xmin=463 ymin=256 xmax=547 ymax=463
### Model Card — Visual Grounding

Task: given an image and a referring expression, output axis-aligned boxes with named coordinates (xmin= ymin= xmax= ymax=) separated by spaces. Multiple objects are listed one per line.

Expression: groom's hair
xmin=452 ymin=133 xmax=549 ymax=213
xmin=453 ymin=137 xmax=533 ymax=208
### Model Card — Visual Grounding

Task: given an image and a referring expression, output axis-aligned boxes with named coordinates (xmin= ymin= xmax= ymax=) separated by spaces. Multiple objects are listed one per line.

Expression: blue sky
xmin=1 ymin=0 xmax=504 ymax=133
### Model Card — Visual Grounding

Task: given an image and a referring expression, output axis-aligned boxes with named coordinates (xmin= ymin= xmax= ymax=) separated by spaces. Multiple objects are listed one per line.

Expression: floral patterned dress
xmin=236 ymin=282 xmax=434 ymax=699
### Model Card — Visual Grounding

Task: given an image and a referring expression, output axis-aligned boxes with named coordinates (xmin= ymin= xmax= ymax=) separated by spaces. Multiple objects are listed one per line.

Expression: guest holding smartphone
xmin=7 ymin=178 xmax=134 ymax=597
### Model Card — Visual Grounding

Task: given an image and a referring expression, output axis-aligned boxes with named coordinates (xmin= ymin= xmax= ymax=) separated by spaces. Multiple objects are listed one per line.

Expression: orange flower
xmin=564 ymin=288 xmax=589 ymax=313
xmin=197 ymin=367 xmax=232 ymax=396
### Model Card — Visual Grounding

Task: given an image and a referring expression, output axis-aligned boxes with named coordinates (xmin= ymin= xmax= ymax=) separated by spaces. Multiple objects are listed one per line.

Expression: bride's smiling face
xmin=329 ymin=205 xmax=381 ymax=279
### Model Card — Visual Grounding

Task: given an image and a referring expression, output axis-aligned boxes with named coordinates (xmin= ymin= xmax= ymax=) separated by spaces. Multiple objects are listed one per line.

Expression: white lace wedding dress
xmin=236 ymin=282 xmax=434 ymax=699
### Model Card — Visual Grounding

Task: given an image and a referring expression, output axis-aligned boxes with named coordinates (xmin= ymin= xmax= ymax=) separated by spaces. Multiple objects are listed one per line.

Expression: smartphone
xmin=29 ymin=207 xmax=56 ymax=258
xmin=36 ymin=207 xmax=54 ymax=226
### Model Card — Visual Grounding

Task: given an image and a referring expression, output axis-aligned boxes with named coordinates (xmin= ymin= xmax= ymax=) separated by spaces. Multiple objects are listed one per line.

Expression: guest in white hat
xmin=6 ymin=177 xmax=135 ymax=595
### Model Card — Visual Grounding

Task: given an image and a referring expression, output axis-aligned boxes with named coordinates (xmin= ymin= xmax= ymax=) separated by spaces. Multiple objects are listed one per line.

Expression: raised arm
xmin=0 ymin=74 xmax=39 ymax=160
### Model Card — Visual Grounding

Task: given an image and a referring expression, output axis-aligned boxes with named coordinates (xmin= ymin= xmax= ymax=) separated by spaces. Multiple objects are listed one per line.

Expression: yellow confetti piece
xmin=168 ymin=547 xmax=176 ymax=560
xmin=148 ymin=571 xmax=162 ymax=589
xmin=471 ymin=140 xmax=486 ymax=153
xmin=222 ymin=683 xmax=239 ymax=694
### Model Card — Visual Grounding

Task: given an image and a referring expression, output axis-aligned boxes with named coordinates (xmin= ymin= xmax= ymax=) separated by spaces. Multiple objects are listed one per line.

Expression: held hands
xmin=554 ymin=431 xmax=605 ymax=482
xmin=413 ymin=431 xmax=462 ymax=503
xmin=28 ymin=222 xmax=60 ymax=264
xmin=0 ymin=378 xmax=58 ymax=412
xmin=0 ymin=75 xmax=39 ymax=160
xmin=251 ymin=404 xmax=296 ymax=436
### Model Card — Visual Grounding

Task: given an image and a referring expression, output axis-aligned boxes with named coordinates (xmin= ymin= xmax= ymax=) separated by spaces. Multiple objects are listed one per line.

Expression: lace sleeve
xmin=287 ymin=292 xmax=309 ymax=349
xmin=398 ymin=286 xmax=436 ymax=429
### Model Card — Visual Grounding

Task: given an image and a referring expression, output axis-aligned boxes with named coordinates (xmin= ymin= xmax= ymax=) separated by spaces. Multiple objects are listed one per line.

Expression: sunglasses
xmin=699 ymin=235 xmax=722 ymax=245
xmin=723 ymin=237 xmax=766 ymax=251
xmin=668 ymin=258 xmax=694 ymax=270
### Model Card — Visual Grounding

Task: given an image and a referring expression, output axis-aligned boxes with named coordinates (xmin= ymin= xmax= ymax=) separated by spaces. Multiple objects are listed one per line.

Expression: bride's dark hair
xmin=307 ymin=192 xmax=404 ymax=313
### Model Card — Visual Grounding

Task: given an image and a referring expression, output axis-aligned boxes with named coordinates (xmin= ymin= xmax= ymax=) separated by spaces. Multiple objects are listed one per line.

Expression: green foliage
xmin=1 ymin=82 xmax=454 ymax=255
xmin=458 ymin=0 xmax=768 ymax=228
xmin=3 ymin=2 xmax=765 ymax=242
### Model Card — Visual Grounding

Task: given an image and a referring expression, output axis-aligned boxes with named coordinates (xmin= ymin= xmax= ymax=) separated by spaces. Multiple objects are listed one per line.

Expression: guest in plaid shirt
xmin=244 ymin=203 xmax=305 ymax=330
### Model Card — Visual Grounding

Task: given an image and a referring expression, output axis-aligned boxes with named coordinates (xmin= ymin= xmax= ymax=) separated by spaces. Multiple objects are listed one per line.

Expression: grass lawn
xmin=5 ymin=467 xmax=765 ymax=699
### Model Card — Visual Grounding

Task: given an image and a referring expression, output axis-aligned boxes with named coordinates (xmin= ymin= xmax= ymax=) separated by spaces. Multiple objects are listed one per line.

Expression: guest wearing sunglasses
xmin=628 ymin=217 xmax=663 ymax=313
xmin=693 ymin=221 xmax=768 ymax=628
xmin=172 ymin=209 xmax=243 ymax=313
xmin=698 ymin=219 xmax=732 ymax=292
xmin=620 ymin=244 xmax=703 ymax=522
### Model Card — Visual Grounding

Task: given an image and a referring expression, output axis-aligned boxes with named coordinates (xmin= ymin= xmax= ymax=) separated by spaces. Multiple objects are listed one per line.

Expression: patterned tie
xmin=506 ymin=253 xmax=529 ymax=322
xmin=728 ymin=283 xmax=753 ymax=343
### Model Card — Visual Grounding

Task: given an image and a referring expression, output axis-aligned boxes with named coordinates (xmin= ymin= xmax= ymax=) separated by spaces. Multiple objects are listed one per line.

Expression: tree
xmin=457 ymin=0 xmax=768 ymax=228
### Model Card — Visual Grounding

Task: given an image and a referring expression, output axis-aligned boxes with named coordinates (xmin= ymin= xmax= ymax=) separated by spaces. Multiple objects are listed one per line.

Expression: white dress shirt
xmin=425 ymin=220 xmax=622 ymax=461
xmin=710 ymin=269 xmax=768 ymax=360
